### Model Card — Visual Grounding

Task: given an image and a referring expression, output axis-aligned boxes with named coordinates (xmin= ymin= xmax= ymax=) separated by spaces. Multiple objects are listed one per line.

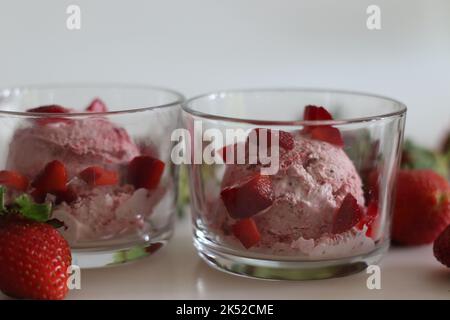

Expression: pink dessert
xmin=208 ymin=106 xmax=378 ymax=259
xmin=7 ymin=117 xmax=140 ymax=178
xmin=0 ymin=101 xmax=166 ymax=244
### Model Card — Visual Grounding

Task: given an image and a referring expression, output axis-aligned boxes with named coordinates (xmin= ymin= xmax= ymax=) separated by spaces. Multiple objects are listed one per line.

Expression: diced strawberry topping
xmin=128 ymin=156 xmax=165 ymax=190
xmin=309 ymin=126 xmax=344 ymax=147
xmin=54 ymin=187 xmax=78 ymax=205
xmin=332 ymin=193 xmax=364 ymax=234
xmin=248 ymin=128 xmax=294 ymax=151
xmin=366 ymin=169 xmax=380 ymax=202
xmin=217 ymin=129 xmax=294 ymax=164
xmin=220 ymin=174 xmax=274 ymax=219
xmin=0 ymin=170 xmax=29 ymax=191
xmin=364 ymin=201 xmax=379 ymax=238
xmin=79 ymin=166 xmax=118 ymax=187
xmin=217 ymin=143 xmax=237 ymax=163
xmin=302 ymin=105 xmax=344 ymax=147
xmin=303 ymin=105 xmax=333 ymax=122
xmin=356 ymin=200 xmax=379 ymax=238
xmin=30 ymin=189 xmax=47 ymax=203
xmin=232 ymin=218 xmax=261 ymax=249
xmin=27 ymin=105 xmax=70 ymax=114
xmin=27 ymin=105 xmax=71 ymax=125
xmin=86 ymin=98 xmax=107 ymax=112
xmin=31 ymin=160 xmax=68 ymax=195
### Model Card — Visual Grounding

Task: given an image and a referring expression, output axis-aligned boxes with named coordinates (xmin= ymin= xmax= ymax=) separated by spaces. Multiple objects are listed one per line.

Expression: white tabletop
xmin=3 ymin=216 xmax=447 ymax=300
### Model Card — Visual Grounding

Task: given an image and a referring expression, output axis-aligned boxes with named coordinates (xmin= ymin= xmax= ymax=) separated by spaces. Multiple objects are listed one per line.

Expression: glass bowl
xmin=0 ymin=84 xmax=184 ymax=268
xmin=182 ymin=88 xmax=406 ymax=280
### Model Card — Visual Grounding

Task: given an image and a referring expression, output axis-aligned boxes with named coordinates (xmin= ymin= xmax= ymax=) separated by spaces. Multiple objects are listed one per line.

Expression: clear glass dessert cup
xmin=0 ymin=84 xmax=183 ymax=268
xmin=182 ymin=88 xmax=406 ymax=280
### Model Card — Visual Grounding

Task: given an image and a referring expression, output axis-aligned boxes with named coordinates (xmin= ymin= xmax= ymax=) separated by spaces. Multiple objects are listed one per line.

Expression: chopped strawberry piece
xmin=366 ymin=169 xmax=380 ymax=202
xmin=217 ymin=143 xmax=237 ymax=163
xmin=332 ymin=193 xmax=364 ymax=234
xmin=32 ymin=160 xmax=68 ymax=194
xmin=220 ymin=174 xmax=274 ymax=219
xmin=232 ymin=218 xmax=261 ymax=249
xmin=365 ymin=201 xmax=379 ymax=238
xmin=303 ymin=105 xmax=333 ymax=121
xmin=248 ymin=128 xmax=294 ymax=151
xmin=27 ymin=105 xmax=70 ymax=114
xmin=86 ymin=98 xmax=107 ymax=112
xmin=27 ymin=105 xmax=71 ymax=125
xmin=30 ymin=189 xmax=47 ymax=203
xmin=356 ymin=200 xmax=379 ymax=238
xmin=0 ymin=170 xmax=29 ymax=191
xmin=54 ymin=187 xmax=78 ymax=205
xmin=302 ymin=105 xmax=344 ymax=147
xmin=79 ymin=166 xmax=118 ymax=186
xmin=145 ymin=243 xmax=163 ymax=254
xmin=309 ymin=126 xmax=344 ymax=147
xmin=128 ymin=156 xmax=165 ymax=190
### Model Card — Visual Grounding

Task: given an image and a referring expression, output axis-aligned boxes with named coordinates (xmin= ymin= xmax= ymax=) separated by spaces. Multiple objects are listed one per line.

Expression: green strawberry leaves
xmin=0 ymin=186 xmax=52 ymax=222
xmin=402 ymin=139 xmax=449 ymax=179
xmin=15 ymin=194 xmax=52 ymax=222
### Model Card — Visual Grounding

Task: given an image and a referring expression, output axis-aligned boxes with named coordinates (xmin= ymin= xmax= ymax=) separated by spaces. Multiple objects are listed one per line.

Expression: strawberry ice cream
xmin=209 ymin=106 xmax=377 ymax=259
xmin=1 ymin=101 xmax=166 ymax=244
xmin=6 ymin=117 xmax=139 ymax=178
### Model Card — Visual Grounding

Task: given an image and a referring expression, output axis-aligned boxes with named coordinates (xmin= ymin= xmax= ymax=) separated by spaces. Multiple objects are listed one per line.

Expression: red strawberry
xmin=86 ymin=98 xmax=107 ymax=112
xmin=303 ymin=105 xmax=333 ymax=121
xmin=364 ymin=201 xmax=379 ymax=238
xmin=363 ymin=169 xmax=380 ymax=203
xmin=0 ymin=216 xmax=72 ymax=300
xmin=309 ymin=126 xmax=344 ymax=147
xmin=248 ymin=128 xmax=295 ymax=151
xmin=392 ymin=169 xmax=450 ymax=245
xmin=54 ymin=187 xmax=78 ymax=205
xmin=332 ymin=193 xmax=363 ymax=234
xmin=128 ymin=156 xmax=165 ymax=190
xmin=217 ymin=143 xmax=239 ymax=163
xmin=32 ymin=160 xmax=68 ymax=195
xmin=218 ymin=129 xmax=294 ymax=164
xmin=27 ymin=105 xmax=71 ymax=125
xmin=0 ymin=170 xmax=29 ymax=191
xmin=232 ymin=218 xmax=261 ymax=249
xmin=302 ymin=105 xmax=344 ymax=147
xmin=357 ymin=200 xmax=379 ymax=238
xmin=79 ymin=166 xmax=118 ymax=187
xmin=30 ymin=189 xmax=47 ymax=203
xmin=433 ymin=224 xmax=450 ymax=268
xmin=220 ymin=174 xmax=274 ymax=219
xmin=27 ymin=105 xmax=70 ymax=114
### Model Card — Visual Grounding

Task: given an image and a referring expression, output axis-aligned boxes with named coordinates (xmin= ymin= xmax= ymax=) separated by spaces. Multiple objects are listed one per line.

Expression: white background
xmin=0 ymin=0 xmax=449 ymax=146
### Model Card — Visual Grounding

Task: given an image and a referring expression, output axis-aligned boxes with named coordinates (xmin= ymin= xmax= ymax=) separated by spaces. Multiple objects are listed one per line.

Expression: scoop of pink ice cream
xmin=4 ymin=116 xmax=165 ymax=244
xmin=210 ymin=132 xmax=365 ymax=248
xmin=6 ymin=117 xmax=140 ymax=178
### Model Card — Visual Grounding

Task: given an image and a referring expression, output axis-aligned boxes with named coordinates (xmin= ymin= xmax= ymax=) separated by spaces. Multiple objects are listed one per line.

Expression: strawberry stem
xmin=14 ymin=194 xmax=52 ymax=222
xmin=0 ymin=186 xmax=52 ymax=222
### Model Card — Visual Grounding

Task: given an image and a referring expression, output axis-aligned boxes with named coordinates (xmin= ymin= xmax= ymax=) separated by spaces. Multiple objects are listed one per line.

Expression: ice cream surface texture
xmin=7 ymin=117 xmax=139 ymax=178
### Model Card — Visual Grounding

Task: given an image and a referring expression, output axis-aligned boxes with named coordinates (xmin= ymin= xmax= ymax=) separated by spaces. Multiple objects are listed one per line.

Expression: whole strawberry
xmin=434 ymin=224 xmax=450 ymax=268
xmin=392 ymin=169 xmax=450 ymax=245
xmin=0 ymin=187 xmax=71 ymax=300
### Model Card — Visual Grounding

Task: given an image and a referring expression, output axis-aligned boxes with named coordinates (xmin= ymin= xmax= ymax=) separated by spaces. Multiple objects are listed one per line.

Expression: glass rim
xmin=182 ymin=87 xmax=407 ymax=126
xmin=0 ymin=83 xmax=185 ymax=118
